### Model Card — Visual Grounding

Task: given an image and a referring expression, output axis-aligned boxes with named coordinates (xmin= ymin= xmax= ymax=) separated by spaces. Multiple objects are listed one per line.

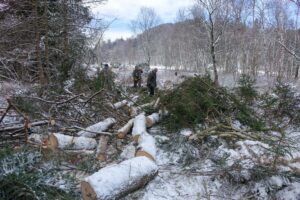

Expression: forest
xmin=0 ymin=0 xmax=300 ymax=200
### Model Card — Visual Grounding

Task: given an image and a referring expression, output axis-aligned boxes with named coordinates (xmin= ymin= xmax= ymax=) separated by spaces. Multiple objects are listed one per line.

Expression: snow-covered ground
xmin=125 ymin=126 xmax=300 ymax=200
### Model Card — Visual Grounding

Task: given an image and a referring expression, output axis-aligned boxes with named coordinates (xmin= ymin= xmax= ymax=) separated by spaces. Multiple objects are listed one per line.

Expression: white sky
xmin=90 ymin=0 xmax=195 ymax=41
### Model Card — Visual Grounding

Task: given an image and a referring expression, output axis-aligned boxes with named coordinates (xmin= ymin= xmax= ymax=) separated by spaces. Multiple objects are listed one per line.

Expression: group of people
xmin=132 ymin=65 xmax=157 ymax=96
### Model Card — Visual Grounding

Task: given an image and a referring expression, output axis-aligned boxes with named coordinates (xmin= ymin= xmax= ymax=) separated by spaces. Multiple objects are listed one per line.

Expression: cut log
xmin=153 ymin=98 xmax=160 ymax=109
xmin=81 ymin=156 xmax=158 ymax=200
xmin=146 ymin=113 xmax=160 ymax=128
xmin=96 ymin=136 xmax=109 ymax=161
xmin=129 ymin=101 xmax=155 ymax=117
xmin=48 ymin=133 xmax=97 ymax=150
xmin=117 ymin=118 xmax=134 ymax=139
xmin=127 ymin=95 xmax=139 ymax=107
xmin=136 ymin=132 xmax=156 ymax=161
xmin=132 ymin=114 xmax=146 ymax=142
xmin=77 ymin=118 xmax=116 ymax=138
xmin=113 ymin=100 xmax=128 ymax=109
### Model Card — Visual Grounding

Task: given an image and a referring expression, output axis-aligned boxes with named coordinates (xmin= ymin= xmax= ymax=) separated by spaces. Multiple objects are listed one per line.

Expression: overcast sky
xmin=91 ymin=0 xmax=194 ymax=41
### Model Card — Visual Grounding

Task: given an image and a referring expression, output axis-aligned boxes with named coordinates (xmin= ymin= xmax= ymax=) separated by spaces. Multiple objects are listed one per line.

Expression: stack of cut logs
xmin=43 ymin=97 xmax=165 ymax=200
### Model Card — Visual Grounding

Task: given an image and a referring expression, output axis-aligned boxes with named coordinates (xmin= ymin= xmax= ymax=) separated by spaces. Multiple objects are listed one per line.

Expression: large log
xmin=113 ymin=100 xmax=128 ymax=109
xmin=96 ymin=136 xmax=109 ymax=161
xmin=131 ymin=114 xmax=146 ymax=142
xmin=48 ymin=133 xmax=97 ymax=150
xmin=117 ymin=118 xmax=134 ymax=139
xmin=81 ymin=156 xmax=158 ymax=200
xmin=146 ymin=113 xmax=160 ymax=128
xmin=136 ymin=132 xmax=156 ymax=161
xmin=77 ymin=118 xmax=116 ymax=138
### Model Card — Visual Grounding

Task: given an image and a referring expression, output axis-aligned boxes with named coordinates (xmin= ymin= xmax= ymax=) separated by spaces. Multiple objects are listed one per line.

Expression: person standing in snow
xmin=147 ymin=68 xmax=158 ymax=96
xmin=132 ymin=65 xmax=143 ymax=88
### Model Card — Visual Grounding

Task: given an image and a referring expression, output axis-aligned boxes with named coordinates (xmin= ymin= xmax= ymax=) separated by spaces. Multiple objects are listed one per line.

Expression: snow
xmin=275 ymin=182 xmax=300 ymax=200
xmin=138 ymin=132 xmax=157 ymax=160
xmin=120 ymin=144 xmax=136 ymax=160
xmin=180 ymin=129 xmax=193 ymax=137
xmin=77 ymin=118 xmax=116 ymax=138
xmin=85 ymin=156 xmax=158 ymax=199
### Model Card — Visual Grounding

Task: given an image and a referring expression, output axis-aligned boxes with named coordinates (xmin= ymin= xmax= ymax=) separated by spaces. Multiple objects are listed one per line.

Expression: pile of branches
xmin=161 ymin=75 xmax=263 ymax=131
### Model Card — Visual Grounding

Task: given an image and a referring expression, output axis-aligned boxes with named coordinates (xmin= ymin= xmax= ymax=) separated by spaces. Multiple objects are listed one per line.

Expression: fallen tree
xmin=47 ymin=133 xmax=97 ymax=150
xmin=77 ymin=118 xmax=116 ymax=138
xmin=81 ymin=156 xmax=158 ymax=200
xmin=132 ymin=114 xmax=146 ymax=142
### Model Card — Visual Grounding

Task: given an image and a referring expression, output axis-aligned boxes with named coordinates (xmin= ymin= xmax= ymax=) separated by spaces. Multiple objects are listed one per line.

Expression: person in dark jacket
xmin=147 ymin=68 xmax=158 ymax=96
xmin=132 ymin=65 xmax=143 ymax=88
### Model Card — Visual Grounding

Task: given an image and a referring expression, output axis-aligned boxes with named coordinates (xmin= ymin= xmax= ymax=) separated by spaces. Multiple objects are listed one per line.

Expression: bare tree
xmin=131 ymin=7 xmax=160 ymax=65
xmin=195 ymin=0 xmax=229 ymax=85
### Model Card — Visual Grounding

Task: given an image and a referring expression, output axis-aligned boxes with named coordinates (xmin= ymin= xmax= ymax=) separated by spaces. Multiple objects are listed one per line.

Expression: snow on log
xmin=146 ymin=113 xmax=160 ymax=128
xmin=136 ymin=132 xmax=156 ymax=161
xmin=113 ymin=100 xmax=128 ymax=109
xmin=77 ymin=118 xmax=116 ymax=138
xmin=132 ymin=114 xmax=146 ymax=142
xmin=81 ymin=156 xmax=158 ymax=200
xmin=48 ymin=133 xmax=97 ymax=150
xmin=96 ymin=136 xmax=109 ymax=161
xmin=117 ymin=118 xmax=134 ymax=139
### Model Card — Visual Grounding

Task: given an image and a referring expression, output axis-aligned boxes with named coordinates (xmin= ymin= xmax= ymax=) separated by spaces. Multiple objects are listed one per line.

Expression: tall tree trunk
xmin=43 ymin=0 xmax=49 ymax=84
xmin=63 ymin=0 xmax=69 ymax=58
xmin=35 ymin=0 xmax=45 ymax=85
xmin=209 ymin=15 xmax=219 ymax=86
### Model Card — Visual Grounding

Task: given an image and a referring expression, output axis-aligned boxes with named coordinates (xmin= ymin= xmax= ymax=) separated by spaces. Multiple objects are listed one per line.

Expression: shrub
xmin=237 ymin=74 xmax=258 ymax=104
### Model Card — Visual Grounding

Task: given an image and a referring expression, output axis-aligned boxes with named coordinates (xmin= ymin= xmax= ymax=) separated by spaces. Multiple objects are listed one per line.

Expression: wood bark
xmin=146 ymin=113 xmax=160 ymax=128
xmin=81 ymin=157 xmax=158 ymax=200
xmin=136 ymin=132 xmax=156 ymax=161
xmin=96 ymin=136 xmax=109 ymax=161
xmin=47 ymin=133 xmax=97 ymax=150
xmin=117 ymin=118 xmax=134 ymax=139
xmin=132 ymin=114 xmax=146 ymax=142
xmin=77 ymin=118 xmax=116 ymax=138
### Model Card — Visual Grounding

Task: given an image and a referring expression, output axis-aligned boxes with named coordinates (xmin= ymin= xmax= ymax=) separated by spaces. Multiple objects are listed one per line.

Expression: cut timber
xmin=127 ymin=95 xmax=139 ymax=107
xmin=96 ymin=136 xmax=109 ymax=161
xmin=113 ymin=100 xmax=128 ymax=109
xmin=117 ymin=118 xmax=134 ymax=139
xmin=146 ymin=113 xmax=160 ymax=128
xmin=129 ymin=101 xmax=155 ymax=117
xmin=48 ymin=133 xmax=97 ymax=150
xmin=136 ymin=132 xmax=156 ymax=161
xmin=81 ymin=156 xmax=158 ymax=200
xmin=153 ymin=98 xmax=160 ymax=109
xmin=77 ymin=118 xmax=116 ymax=138
xmin=132 ymin=114 xmax=146 ymax=143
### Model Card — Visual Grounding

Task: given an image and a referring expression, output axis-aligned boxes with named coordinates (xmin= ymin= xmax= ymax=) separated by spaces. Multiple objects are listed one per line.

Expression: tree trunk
xmin=77 ymin=118 xmax=116 ymax=138
xmin=117 ymin=118 xmax=134 ymax=139
xmin=47 ymin=133 xmax=97 ymax=150
xmin=43 ymin=0 xmax=49 ymax=83
xmin=81 ymin=157 xmax=158 ymax=200
xmin=96 ymin=136 xmax=109 ymax=161
xmin=146 ymin=113 xmax=160 ymax=128
xmin=132 ymin=114 xmax=146 ymax=142
xmin=34 ymin=0 xmax=45 ymax=85
xmin=136 ymin=132 xmax=156 ymax=161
